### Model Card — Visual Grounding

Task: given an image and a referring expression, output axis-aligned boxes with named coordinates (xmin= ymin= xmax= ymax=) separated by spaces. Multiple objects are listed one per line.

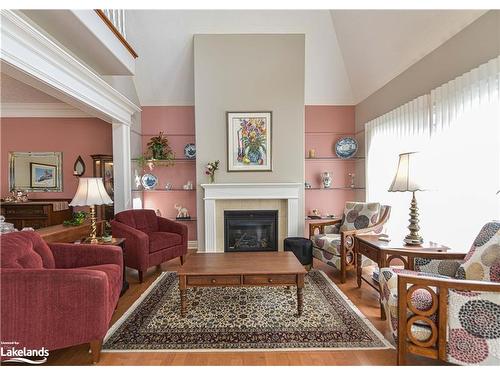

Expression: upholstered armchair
xmin=0 ymin=231 xmax=123 ymax=363
xmin=379 ymin=222 xmax=500 ymax=365
xmin=111 ymin=209 xmax=188 ymax=282
xmin=310 ymin=202 xmax=391 ymax=283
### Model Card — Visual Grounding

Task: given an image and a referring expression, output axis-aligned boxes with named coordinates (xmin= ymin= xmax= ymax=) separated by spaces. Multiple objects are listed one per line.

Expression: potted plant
xmin=146 ymin=132 xmax=175 ymax=162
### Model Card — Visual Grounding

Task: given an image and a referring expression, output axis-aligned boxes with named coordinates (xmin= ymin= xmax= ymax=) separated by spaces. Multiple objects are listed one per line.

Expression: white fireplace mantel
xmin=201 ymin=183 xmax=303 ymax=251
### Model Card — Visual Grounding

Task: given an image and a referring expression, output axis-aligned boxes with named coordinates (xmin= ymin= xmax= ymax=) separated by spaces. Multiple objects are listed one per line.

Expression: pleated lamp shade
xmin=388 ymin=152 xmax=424 ymax=192
xmin=70 ymin=177 xmax=113 ymax=206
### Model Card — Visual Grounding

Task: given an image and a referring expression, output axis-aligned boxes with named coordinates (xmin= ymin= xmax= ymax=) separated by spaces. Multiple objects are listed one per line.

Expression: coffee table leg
xmin=297 ymin=287 xmax=303 ymax=316
xmin=179 ymin=275 xmax=187 ymax=317
xmin=180 ymin=289 xmax=187 ymax=317
xmin=297 ymin=274 xmax=304 ymax=316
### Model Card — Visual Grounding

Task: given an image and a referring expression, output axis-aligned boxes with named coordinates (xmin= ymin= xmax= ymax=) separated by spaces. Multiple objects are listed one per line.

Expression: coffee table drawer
xmin=243 ymin=274 xmax=297 ymax=285
xmin=186 ymin=275 xmax=241 ymax=286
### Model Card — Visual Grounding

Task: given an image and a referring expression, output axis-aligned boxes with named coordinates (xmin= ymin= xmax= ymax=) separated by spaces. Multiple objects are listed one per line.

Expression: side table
xmin=82 ymin=237 xmax=129 ymax=296
xmin=354 ymin=235 xmax=463 ymax=320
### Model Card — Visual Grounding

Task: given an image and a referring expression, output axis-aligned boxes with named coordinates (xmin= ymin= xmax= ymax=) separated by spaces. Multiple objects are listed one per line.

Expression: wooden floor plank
xmin=44 ymin=256 xmax=441 ymax=365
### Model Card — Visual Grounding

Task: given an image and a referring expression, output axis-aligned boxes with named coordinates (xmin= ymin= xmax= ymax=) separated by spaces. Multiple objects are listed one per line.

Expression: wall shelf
xmin=305 ymin=187 xmax=366 ymax=191
xmin=133 ymin=189 xmax=196 ymax=192
xmin=305 ymin=156 xmax=364 ymax=160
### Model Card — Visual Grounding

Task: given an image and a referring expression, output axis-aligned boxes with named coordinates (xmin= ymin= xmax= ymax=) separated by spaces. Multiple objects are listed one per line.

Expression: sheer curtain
xmin=366 ymin=56 xmax=500 ymax=250
xmin=365 ymin=95 xmax=431 ymax=242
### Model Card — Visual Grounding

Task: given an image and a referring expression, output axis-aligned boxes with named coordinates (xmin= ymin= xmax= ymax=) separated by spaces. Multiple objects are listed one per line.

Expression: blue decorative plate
xmin=335 ymin=137 xmax=358 ymax=159
xmin=184 ymin=143 xmax=196 ymax=159
xmin=141 ymin=173 xmax=158 ymax=190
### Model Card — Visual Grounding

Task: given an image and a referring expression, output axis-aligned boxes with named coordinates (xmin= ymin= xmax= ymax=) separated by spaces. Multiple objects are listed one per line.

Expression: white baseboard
xmin=188 ymin=241 xmax=198 ymax=250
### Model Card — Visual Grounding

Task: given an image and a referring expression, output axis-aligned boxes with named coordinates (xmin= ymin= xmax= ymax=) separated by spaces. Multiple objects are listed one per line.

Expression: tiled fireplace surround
xmin=201 ymin=183 xmax=302 ymax=252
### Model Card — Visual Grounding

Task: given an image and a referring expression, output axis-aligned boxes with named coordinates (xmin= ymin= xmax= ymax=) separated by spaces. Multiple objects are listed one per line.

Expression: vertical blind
xmin=365 ymin=56 xmax=500 ymax=250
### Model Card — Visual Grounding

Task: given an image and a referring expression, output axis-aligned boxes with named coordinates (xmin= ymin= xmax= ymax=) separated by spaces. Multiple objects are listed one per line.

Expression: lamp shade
xmin=69 ymin=177 xmax=113 ymax=206
xmin=388 ymin=152 xmax=424 ymax=192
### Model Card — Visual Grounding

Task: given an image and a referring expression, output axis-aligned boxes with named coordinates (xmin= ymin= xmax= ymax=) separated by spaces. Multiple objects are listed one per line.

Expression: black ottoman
xmin=284 ymin=237 xmax=313 ymax=270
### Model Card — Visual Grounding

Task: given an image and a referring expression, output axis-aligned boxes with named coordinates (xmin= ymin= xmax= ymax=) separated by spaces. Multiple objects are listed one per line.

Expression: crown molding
xmin=0 ymin=102 xmax=92 ymax=118
xmin=0 ymin=10 xmax=141 ymax=125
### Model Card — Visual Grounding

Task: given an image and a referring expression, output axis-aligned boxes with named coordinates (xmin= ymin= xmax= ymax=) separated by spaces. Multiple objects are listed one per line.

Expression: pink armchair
xmin=111 ymin=209 xmax=188 ymax=282
xmin=0 ymin=231 xmax=123 ymax=363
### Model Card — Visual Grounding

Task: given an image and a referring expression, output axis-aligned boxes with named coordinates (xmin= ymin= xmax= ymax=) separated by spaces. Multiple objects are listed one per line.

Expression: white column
xmin=112 ymin=122 xmax=132 ymax=213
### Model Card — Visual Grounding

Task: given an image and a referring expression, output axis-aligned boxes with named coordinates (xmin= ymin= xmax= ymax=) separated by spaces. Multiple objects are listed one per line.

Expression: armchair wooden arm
xmin=397 ymin=273 xmax=500 ymax=365
xmin=309 ymin=219 xmax=342 ymax=237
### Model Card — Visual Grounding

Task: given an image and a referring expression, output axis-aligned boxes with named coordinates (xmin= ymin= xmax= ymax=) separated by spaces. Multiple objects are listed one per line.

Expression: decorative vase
xmin=247 ymin=149 xmax=261 ymax=163
xmin=209 ymin=174 xmax=215 ymax=184
xmin=321 ymin=172 xmax=332 ymax=188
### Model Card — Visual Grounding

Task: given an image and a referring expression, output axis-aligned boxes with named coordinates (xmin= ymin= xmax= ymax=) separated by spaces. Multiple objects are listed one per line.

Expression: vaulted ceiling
xmin=126 ymin=9 xmax=486 ymax=106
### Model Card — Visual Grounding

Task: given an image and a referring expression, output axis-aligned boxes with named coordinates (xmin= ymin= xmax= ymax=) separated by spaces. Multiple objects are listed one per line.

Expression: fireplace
xmin=224 ymin=210 xmax=278 ymax=252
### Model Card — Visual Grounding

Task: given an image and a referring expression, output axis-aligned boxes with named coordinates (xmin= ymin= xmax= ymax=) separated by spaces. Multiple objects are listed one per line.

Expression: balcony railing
xmin=95 ymin=9 xmax=138 ymax=58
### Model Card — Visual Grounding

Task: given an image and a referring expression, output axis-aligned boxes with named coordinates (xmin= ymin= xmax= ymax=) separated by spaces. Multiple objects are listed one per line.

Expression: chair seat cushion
xmin=148 ymin=232 xmax=183 ymax=253
xmin=311 ymin=234 xmax=341 ymax=255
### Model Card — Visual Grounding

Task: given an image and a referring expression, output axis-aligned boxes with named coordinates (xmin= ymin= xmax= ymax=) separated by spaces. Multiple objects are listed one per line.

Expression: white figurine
xmin=174 ymin=204 xmax=189 ymax=218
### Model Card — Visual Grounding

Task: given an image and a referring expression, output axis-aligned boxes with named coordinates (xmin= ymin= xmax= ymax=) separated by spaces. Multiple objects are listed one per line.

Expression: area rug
xmin=103 ymin=270 xmax=393 ymax=352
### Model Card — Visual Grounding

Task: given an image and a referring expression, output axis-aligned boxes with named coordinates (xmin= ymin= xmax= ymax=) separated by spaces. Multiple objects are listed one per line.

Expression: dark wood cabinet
xmin=1 ymin=201 xmax=72 ymax=230
xmin=91 ymin=154 xmax=114 ymax=220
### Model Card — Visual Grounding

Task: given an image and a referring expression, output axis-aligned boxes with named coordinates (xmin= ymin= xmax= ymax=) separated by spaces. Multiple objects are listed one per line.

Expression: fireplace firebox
xmin=224 ymin=210 xmax=278 ymax=252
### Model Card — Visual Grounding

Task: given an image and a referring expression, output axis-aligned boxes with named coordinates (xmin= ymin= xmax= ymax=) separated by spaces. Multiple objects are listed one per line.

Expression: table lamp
xmin=388 ymin=152 xmax=424 ymax=245
xmin=70 ymin=177 xmax=113 ymax=243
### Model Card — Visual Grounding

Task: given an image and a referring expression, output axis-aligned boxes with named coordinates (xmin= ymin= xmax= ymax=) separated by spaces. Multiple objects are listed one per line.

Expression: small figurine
xmin=304 ymin=182 xmax=311 ymax=189
xmin=348 ymin=172 xmax=355 ymax=188
xmin=174 ymin=204 xmax=190 ymax=219
xmin=312 ymin=209 xmax=321 ymax=217
xmin=183 ymin=181 xmax=193 ymax=190
xmin=156 ymin=209 xmax=162 ymax=217
xmin=321 ymin=172 xmax=332 ymax=189
xmin=165 ymin=183 xmax=173 ymax=190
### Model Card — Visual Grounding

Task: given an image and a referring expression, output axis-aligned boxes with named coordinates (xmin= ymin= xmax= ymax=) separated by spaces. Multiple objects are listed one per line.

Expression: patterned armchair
xmin=379 ymin=221 xmax=500 ymax=365
xmin=310 ymin=202 xmax=391 ymax=283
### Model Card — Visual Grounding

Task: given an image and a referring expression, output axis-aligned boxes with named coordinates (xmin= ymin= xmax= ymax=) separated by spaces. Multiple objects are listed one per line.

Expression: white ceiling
xmin=330 ymin=10 xmax=487 ymax=103
xmin=126 ymin=9 xmax=486 ymax=106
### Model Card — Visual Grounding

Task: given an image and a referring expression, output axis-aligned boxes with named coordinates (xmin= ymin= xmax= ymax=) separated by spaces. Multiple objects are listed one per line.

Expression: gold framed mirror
xmin=9 ymin=152 xmax=63 ymax=192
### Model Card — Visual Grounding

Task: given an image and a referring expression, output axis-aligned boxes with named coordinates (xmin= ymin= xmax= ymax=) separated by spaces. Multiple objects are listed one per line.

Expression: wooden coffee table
xmin=178 ymin=252 xmax=307 ymax=317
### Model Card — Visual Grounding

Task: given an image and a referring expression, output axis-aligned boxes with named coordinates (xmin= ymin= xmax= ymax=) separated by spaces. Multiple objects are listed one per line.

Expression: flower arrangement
xmin=237 ymin=118 xmax=267 ymax=165
xmin=205 ymin=160 xmax=220 ymax=183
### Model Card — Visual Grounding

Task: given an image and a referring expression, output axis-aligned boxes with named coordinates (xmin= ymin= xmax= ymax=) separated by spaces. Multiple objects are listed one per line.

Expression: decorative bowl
xmin=184 ymin=143 xmax=196 ymax=159
xmin=141 ymin=173 xmax=158 ymax=190
xmin=335 ymin=137 xmax=358 ymax=159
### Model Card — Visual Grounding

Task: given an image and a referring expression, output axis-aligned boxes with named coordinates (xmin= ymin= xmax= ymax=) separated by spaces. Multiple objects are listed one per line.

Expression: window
xmin=366 ymin=56 xmax=500 ymax=249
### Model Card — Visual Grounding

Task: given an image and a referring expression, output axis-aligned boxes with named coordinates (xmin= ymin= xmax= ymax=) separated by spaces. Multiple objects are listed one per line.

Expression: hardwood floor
xmin=45 ymin=255 xmax=441 ymax=366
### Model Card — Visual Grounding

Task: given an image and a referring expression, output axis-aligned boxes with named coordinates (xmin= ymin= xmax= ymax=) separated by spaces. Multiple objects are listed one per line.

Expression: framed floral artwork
xmin=227 ymin=111 xmax=272 ymax=171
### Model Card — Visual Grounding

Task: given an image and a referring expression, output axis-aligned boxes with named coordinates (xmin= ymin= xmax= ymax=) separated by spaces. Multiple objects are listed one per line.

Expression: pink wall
xmin=1 ymin=117 xmax=112 ymax=199
xmin=140 ymin=106 xmax=197 ymax=241
xmin=304 ymin=105 xmax=357 ymax=236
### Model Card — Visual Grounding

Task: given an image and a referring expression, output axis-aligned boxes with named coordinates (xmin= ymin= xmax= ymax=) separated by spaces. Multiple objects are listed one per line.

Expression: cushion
xmin=455 ymin=222 xmax=500 ymax=282
xmin=115 ymin=209 xmax=159 ymax=233
xmin=148 ymin=232 xmax=183 ymax=253
xmin=311 ymin=234 xmax=341 ymax=255
xmin=340 ymin=202 xmax=380 ymax=231
xmin=0 ymin=231 xmax=55 ymax=269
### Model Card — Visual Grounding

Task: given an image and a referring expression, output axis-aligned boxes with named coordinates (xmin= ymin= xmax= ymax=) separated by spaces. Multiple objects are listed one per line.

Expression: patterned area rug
xmin=103 ymin=270 xmax=392 ymax=352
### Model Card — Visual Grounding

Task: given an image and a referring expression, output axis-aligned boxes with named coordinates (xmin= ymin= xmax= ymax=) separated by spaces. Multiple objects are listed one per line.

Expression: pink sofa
xmin=0 ymin=231 xmax=122 ymax=363
xmin=111 ymin=209 xmax=188 ymax=282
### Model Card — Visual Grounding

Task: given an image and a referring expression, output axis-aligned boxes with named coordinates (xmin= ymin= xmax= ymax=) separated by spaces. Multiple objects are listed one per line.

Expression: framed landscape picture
xmin=30 ymin=162 xmax=57 ymax=188
xmin=227 ymin=111 xmax=272 ymax=171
